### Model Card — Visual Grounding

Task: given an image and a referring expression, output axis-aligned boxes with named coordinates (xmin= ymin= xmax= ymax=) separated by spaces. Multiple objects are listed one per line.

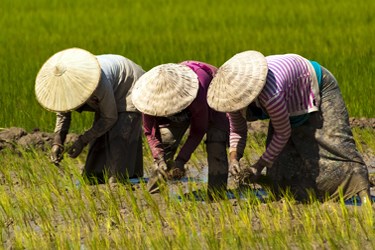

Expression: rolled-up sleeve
xmin=143 ymin=114 xmax=164 ymax=159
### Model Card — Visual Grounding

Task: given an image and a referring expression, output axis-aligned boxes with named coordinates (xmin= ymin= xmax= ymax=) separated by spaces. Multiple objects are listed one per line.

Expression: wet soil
xmin=1 ymin=119 xmax=375 ymax=248
xmin=1 ymin=118 xmax=375 ymax=192
xmin=2 ymin=118 xmax=374 ymax=153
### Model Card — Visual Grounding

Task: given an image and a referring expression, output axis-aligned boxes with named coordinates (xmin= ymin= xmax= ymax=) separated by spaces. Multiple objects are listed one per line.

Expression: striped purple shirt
xmin=229 ymin=54 xmax=320 ymax=164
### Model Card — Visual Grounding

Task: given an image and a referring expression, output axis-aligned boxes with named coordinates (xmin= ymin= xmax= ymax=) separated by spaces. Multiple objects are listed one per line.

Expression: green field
xmin=0 ymin=128 xmax=374 ymax=249
xmin=1 ymin=0 xmax=374 ymax=132
xmin=1 ymin=0 xmax=375 ymax=249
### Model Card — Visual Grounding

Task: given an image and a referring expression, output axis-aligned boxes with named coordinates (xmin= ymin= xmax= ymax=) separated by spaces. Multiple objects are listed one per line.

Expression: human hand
xmin=229 ymin=159 xmax=241 ymax=176
xmin=153 ymin=156 xmax=169 ymax=179
xmin=147 ymin=156 xmax=169 ymax=193
xmin=229 ymin=150 xmax=241 ymax=176
xmin=237 ymin=167 xmax=257 ymax=185
xmin=169 ymin=160 xmax=185 ymax=180
xmin=68 ymin=137 xmax=85 ymax=158
xmin=154 ymin=156 xmax=168 ymax=171
xmin=50 ymin=144 xmax=64 ymax=165
xmin=237 ymin=158 xmax=271 ymax=185
xmin=249 ymin=158 xmax=270 ymax=182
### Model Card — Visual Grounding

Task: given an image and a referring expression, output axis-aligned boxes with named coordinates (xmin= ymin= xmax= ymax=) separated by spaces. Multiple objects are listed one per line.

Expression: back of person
xmin=261 ymin=54 xmax=320 ymax=116
xmin=96 ymin=55 xmax=145 ymax=113
xmin=181 ymin=61 xmax=229 ymax=132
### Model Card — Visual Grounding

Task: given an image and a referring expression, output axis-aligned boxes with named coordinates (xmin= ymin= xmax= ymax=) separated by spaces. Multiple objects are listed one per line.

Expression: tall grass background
xmin=0 ymin=0 xmax=374 ymax=132
xmin=1 ymin=1 xmax=375 ymax=248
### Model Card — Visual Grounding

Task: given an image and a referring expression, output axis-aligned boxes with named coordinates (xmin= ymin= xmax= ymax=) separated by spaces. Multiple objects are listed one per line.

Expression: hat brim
xmin=207 ymin=50 xmax=268 ymax=112
xmin=35 ymin=48 xmax=101 ymax=112
xmin=132 ymin=63 xmax=199 ymax=116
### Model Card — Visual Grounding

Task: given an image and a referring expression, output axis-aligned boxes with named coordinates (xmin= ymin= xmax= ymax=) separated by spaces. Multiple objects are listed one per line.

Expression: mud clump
xmin=349 ymin=118 xmax=375 ymax=129
xmin=0 ymin=119 xmax=375 ymax=195
xmin=1 ymin=118 xmax=374 ymax=172
xmin=1 ymin=118 xmax=374 ymax=152
xmin=0 ymin=127 xmax=78 ymax=152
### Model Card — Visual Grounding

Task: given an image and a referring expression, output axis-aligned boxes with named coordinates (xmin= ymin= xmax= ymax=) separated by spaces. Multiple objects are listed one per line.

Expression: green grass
xmin=353 ymin=127 xmax=375 ymax=154
xmin=0 ymin=129 xmax=374 ymax=249
xmin=0 ymin=0 xmax=374 ymax=132
xmin=1 ymin=1 xmax=374 ymax=248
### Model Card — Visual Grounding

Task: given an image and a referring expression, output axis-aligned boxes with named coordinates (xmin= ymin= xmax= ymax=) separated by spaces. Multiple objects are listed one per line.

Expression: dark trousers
xmin=84 ymin=112 xmax=143 ymax=183
xmin=159 ymin=121 xmax=229 ymax=191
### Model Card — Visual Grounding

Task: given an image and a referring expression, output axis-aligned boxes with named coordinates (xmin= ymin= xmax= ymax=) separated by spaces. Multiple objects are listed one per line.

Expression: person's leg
xmin=265 ymin=123 xmax=317 ymax=201
xmin=267 ymin=68 xmax=370 ymax=203
xmin=159 ymin=121 xmax=190 ymax=163
xmin=206 ymin=125 xmax=229 ymax=198
xmin=159 ymin=121 xmax=190 ymax=176
xmin=267 ymin=72 xmax=370 ymax=203
xmin=83 ymin=136 xmax=106 ymax=184
xmin=133 ymin=133 xmax=144 ymax=178
xmin=147 ymin=120 xmax=190 ymax=192
xmin=309 ymin=67 xmax=370 ymax=202
xmin=106 ymin=112 xmax=143 ymax=182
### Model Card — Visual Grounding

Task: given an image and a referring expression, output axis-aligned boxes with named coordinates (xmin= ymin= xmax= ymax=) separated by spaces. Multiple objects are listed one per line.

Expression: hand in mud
xmin=68 ymin=137 xmax=85 ymax=158
xmin=147 ymin=157 xmax=169 ymax=193
xmin=229 ymin=150 xmax=241 ymax=177
xmin=237 ymin=158 xmax=271 ymax=185
xmin=229 ymin=159 xmax=241 ymax=176
xmin=237 ymin=167 xmax=257 ymax=185
xmin=50 ymin=144 xmax=64 ymax=165
xmin=169 ymin=160 xmax=185 ymax=180
xmin=153 ymin=156 xmax=169 ymax=179
xmin=248 ymin=158 xmax=270 ymax=182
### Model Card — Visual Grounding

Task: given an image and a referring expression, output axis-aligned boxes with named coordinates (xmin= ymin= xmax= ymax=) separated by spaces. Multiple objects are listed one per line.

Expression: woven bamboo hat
xmin=35 ymin=48 xmax=101 ymax=112
xmin=207 ymin=50 xmax=268 ymax=112
xmin=132 ymin=63 xmax=199 ymax=116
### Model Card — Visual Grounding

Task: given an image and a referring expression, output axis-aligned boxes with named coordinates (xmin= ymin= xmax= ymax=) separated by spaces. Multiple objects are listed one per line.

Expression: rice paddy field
xmin=1 ymin=0 xmax=375 ymax=249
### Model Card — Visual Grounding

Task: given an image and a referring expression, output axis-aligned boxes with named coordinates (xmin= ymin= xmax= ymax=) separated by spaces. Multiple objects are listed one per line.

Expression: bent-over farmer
xmin=35 ymin=48 xmax=145 ymax=184
xmin=132 ymin=61 xmax=229 ymax=197
xmin=207 ymin=50 xmax=371 ymax=203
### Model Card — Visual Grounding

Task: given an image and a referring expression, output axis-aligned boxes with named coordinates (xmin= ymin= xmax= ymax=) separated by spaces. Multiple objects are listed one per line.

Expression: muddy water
xmin=144 ymin=164 xmax=375 ymax=200
xmin=1 ymin=126 xmax=374 ymax=197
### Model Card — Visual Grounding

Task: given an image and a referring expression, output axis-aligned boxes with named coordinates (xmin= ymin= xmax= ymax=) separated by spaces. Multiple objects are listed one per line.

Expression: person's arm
xmin=174 ymin=62 xmax=217 ymax=164
xmin=79 ymin=78 xmax=118 ymax=145
xmin=143 ymin=114 xmax=164 ymax=160
xmin=50 ymin=112 xmax=71 ymax=164
xmin=228 ymin=110 xmax=248 ymax=161
xmin=53 ymin=112 xmax=71 ymax=145
xmin=67 ymin=80 xmax=118 ymax=158
xmin=260 ymin=93 xmax=291 ymax=165
xmin=175 ymin=89 xmax=208 ymax=163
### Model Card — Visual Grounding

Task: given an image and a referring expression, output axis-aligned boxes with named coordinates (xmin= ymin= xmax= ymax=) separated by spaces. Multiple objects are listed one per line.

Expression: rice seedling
xmin=1 ymin=0 xmax=374 ymax=248
xmin=0 ymin=127 xmax=374 ymax=249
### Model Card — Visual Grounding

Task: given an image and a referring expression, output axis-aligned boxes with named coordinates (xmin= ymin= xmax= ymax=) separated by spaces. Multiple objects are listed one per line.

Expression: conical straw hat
xmin=207 ymin=50 xmax=268 ymax=112
xmin=132 ymin=63 xmax=199 ymax=116
xmin=35 ymin=48 xmax=101 ymax=112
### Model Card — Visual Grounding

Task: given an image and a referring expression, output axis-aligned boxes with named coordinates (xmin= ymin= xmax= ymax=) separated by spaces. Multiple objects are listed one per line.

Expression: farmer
xmin=35 ymin=48 xmax=145 ymax=184
xmin=207 ymin=50 xmax=371 ymax=203
xmin=131 ymin=61 xmax=229 ymax=196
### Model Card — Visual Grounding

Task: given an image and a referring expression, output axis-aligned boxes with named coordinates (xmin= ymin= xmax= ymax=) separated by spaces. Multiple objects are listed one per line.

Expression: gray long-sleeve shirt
xmin=53 ymin=55 xmax=145 ymax=145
